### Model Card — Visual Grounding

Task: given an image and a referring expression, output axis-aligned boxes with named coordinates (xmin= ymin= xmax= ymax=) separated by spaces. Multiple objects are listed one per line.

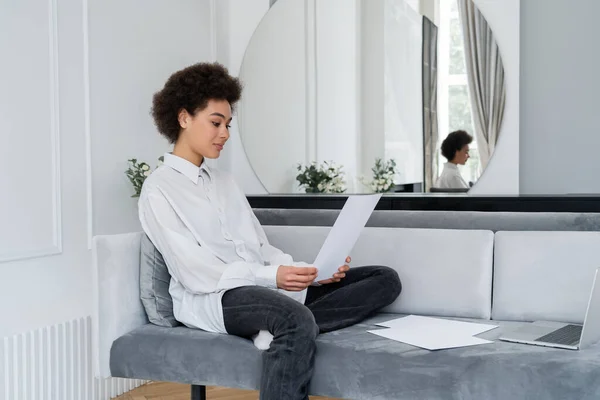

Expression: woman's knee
xmin=279 ymin=304 xmax=319 ymax=341
xmin=372 ymin=265 xmax=402 ymax=302
xmin=222 ymin=286 xmax=318 ymax=340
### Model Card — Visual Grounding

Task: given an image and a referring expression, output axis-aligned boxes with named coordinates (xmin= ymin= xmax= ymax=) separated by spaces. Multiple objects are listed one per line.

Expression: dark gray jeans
xmin=222 ymin=265 xmax=402 ymax=400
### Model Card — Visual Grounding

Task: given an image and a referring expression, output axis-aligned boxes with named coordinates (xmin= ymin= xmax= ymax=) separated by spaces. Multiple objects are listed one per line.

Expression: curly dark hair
xmin=440 ymin=130 xmax=473 ymax=161
xmin=151 ymin=62 xmax=243 ymax=143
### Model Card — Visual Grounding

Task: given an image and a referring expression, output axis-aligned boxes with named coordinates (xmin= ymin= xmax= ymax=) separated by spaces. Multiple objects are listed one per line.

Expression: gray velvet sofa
xmin=92 ymin=210 xmax=600 ymax=399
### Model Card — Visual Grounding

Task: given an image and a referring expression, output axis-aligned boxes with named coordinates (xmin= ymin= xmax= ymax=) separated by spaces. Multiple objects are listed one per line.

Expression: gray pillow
xmin=140 ymin=234 xmax=180 ymax=327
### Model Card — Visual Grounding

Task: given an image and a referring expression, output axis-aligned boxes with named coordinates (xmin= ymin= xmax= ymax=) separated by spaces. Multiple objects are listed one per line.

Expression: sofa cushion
xmin=110 ymin=313 xmax=600 ymax=400
xmin=139 ymin=234 xmax=180 ymax=327
xmin=264 ymin=226 xmax=494 ymax=319
xmin=492 ymin=231 xmax=600 ymax=323
xmin=92 ymin=232 xmax=148 ymax=379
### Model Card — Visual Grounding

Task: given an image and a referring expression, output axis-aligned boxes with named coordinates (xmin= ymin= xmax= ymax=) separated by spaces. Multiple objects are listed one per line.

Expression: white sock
xmin=252 ymin=330 xmax=274 ymax=350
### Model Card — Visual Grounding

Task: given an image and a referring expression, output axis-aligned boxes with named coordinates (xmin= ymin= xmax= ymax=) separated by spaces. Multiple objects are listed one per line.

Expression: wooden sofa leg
xmin=191 ymin=384 xmax=207 ymax=400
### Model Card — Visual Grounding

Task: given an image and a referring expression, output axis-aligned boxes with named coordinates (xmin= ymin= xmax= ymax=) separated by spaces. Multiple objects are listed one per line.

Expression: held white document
xmin=313 ymin=194 xmax=382 ymax=282
xmin=368 ymin=315 xmax=498 ymax=350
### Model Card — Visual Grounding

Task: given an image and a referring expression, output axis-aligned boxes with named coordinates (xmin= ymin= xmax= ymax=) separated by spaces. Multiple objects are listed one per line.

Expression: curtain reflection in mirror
xmin=457 ymin=0 xmax=506 ymax=170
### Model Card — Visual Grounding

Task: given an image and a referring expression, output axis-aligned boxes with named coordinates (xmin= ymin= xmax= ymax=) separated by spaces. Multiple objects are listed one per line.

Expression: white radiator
xmin=1 ymin=316 xmax=147 ymax=400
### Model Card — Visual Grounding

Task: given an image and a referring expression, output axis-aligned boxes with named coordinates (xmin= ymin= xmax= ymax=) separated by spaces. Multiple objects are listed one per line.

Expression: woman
xmin=138 ymin=62 xmax=402 ymax=400
xmin=434 ymin=130 xmax=473 ymax=189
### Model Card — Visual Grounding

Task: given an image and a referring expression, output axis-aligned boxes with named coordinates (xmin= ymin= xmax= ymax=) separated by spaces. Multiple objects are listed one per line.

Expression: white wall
xmin=520 ymin=0 xmax=599 ymax=194
xmin=88 ymin=1 xmax=212 ymax=235
xmin=0 ymin=0 xmax=213 ymax=338
xmin=0 ymin=0 xmax=90 ymax=339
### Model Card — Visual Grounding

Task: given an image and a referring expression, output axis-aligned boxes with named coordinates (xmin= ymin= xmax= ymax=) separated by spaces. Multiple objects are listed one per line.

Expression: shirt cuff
xmin=255 ymin=265 xmax=279 ymax=288
xmin=269 ymin=253 xmax=293 ymax=267
xmin=293 ymin=261 xmax=310 ymax=267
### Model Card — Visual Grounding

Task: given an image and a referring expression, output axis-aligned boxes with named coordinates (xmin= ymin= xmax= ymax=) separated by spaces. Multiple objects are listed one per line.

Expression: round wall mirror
xmin=237 ymin=0 xmax=506 ymax=194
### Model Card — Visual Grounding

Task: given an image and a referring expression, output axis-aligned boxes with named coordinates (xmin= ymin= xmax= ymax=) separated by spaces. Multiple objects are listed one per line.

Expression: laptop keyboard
xmin=535 ymin=324 xmax=583 ymax=346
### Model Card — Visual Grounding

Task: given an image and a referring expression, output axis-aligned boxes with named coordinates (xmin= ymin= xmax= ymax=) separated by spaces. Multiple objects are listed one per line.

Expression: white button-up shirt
xmin=434 ymin=162 xmax=469 ymax=189
xmin=138 ymin=153 xmax=307 ymax=333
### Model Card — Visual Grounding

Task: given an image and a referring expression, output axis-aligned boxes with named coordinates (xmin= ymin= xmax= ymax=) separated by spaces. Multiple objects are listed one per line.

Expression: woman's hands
xmin=276 ymin=265 xmax=318 ymax=291
xmin=276 ymin=256 xmax=351 ymax=291
xmin=317 ymin=256 xmax=351 ymax=285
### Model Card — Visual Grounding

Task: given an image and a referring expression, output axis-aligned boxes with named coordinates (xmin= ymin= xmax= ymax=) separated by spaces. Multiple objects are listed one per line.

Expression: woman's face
xmin=178 ymin=99 xmax=232 ymax=160
xmin=453 ymin=144 xmax=470 ymax=165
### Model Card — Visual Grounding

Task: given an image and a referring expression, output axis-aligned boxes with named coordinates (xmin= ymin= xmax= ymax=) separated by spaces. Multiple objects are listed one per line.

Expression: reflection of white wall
xmin=238 ymin=0 xmax=363 ymax=193
xmin=237 ymin=0 xmax=307 ymax=193
xmin=467 ymin=0 xmax=519 ymax=195
xmin=384 ymin=0 xmax=424 ymax=185
xmin=316 ymin=0 xmax=359 ymax=191
xmin=359 ymin=0 xmax=385 ymax=188
xmin=359 ymin=0 xmax=424 ymax=188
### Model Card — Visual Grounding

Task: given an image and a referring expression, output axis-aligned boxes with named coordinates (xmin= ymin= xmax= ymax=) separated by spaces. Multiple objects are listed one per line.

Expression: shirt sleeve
xmin=249 ymin=209 xmax=319 ymax=290
xmin=249 ymin=210 xmax=295 ymax=266
xmin=139 ymin=188 xmax=279 ymax=294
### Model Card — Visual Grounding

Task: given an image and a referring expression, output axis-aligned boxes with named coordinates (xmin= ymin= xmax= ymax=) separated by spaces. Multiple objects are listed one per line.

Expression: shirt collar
xmin=445 ymin=162 xmax=459 ymax=170
xmin=162 ymin=152 xmax=211 ymax=184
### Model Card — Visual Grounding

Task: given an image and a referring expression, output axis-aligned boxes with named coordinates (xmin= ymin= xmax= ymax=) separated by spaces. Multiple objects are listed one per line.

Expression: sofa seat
xmin=109 ymin=313 xmax=600 ymax=400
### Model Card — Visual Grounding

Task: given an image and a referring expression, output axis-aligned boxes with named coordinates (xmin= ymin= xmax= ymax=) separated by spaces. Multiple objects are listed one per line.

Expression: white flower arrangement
xmin=359 ymin=158 xmax=397 ymax=193
xmin=125 ymin=156 xmax=164 ymax=197
xmin=296 ymin=161 xmax=346 ymax=193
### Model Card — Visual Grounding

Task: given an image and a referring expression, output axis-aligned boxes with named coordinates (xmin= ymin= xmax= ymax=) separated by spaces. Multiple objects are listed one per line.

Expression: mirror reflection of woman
xmin=435 ymin=130 xmax=473 ymax=190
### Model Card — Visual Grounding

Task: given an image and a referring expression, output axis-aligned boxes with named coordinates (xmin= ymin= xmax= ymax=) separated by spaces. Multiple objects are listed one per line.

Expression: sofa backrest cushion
xmin=139 ymin=233 xmax=179 ymax=327
xmin=254 ymin=209 xmax=600 ymax=232
xmin=92 ymin=232 xmax=148 ymax=379
xmin=492 ymin=231 xmax=600 ymax=323
xmin=264 ymin=226 xmax=495 ymax=319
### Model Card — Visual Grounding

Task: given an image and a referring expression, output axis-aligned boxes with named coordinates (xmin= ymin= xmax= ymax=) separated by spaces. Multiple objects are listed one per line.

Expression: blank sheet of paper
xmin=367 ymin=327 xmax=494 ymax=350
xmin=376 ymin=315 xmax=498 ymax=336
xmin=313 ymin=194 xmax=382 ymax=281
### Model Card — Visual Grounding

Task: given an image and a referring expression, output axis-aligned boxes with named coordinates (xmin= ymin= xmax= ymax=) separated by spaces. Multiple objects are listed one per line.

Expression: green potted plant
xmin=125 ymin=156 xmax=163 ymax=197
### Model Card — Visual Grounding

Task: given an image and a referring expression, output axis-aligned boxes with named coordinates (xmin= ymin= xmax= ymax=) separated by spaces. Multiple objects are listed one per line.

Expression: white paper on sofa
xmin=367 ymin=327 xmax=493 ymax=350
xmin=313 ymin=193 xmax=382 ymax=282
xmin=368 ymin=315 xmax=498 ymax=350
xmin=377 ymin=315 xmax=498 ymax=335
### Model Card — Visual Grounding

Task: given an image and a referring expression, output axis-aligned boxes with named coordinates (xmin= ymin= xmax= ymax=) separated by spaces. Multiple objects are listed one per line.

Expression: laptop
xmin=499 ymin=268 xmax=600 ymax=350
